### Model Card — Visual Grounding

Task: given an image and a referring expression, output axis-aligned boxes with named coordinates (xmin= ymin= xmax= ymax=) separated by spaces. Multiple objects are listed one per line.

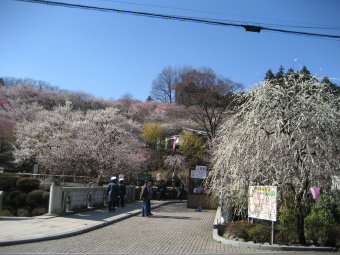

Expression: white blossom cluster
xmin=164 ymin=154 xmax=187 ymax=172
xmin=208 ymin=75 xmax=340 ymax=217
xmin=13 ymin=102 xmax=145 ymax=183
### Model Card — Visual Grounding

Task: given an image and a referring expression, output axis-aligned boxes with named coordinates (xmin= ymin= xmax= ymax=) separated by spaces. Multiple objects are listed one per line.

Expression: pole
xmin=271 ymin=221 xmax=274 ymax=245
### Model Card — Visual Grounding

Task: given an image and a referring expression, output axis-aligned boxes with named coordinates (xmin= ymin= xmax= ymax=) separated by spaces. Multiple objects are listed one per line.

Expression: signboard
xmin=248 ymin=186 xmax=277 ymax=222
xmin=190 ymin=170 xmax=206 ymax=179
xmin=195 ymin=166 xmax=207 ymax=171
xmin=138 ymin=174 xmax=152 ymax=182
xmin=191 ymin=166 xmax=207 ymax=179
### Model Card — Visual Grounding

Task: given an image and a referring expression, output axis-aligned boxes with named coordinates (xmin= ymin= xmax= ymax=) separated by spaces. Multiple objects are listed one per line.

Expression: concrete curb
xmin=0 ymin=200 xmax=178 ymax=247
xmin=212 ymin=206 xmax=336 ymax=252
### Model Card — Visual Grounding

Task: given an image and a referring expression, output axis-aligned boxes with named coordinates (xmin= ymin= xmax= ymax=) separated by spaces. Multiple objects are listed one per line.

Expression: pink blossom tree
xmin=14 ymin=102 xmax=145 ymax=183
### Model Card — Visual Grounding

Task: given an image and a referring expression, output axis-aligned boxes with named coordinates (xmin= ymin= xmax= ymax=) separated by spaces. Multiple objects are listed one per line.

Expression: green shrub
xmin=14 ymin=193 xmax=27 ymax=208
xmin=0 ymin=209 xmax=14 ymax=216
xmin=4 ymin=190 xmax=22 ymax=207
xmin=304 ymin=204 xmax=336 ymax=246
xmin=17 ymin=208 xmax=31 ymax=217
xmin=26 ymin=190 xmax=44 ymax=207
xmin=319 ymin=190 xmax=340 ymax=224
xmin=276 ymin=204 xmax=298 ymax=244
xmin=225 ymin=220 xmax=253 ymax=240
xmin=42 ymin=191 xmax=50 ymax=206
xmin=31 ymin=207 xmax=46 ymax=216
xmin=0 ymin=173 xmax=20 ymax=192
xmin=16 ymin=177 xmax=40 ymax=193
xmin=2 ymin=205 xmax=15 ymax=215
xmin=247 ymin=222 xmax=272 ymax=243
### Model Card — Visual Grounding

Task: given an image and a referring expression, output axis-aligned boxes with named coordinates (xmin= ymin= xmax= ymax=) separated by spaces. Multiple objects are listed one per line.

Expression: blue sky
xmin=1 ymin=0 xmax=339 ymax=101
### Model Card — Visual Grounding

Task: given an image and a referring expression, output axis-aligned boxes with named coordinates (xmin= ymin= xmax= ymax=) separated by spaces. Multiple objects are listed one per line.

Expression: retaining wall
xmin=48 ymin=184 xmax=136 ymax=216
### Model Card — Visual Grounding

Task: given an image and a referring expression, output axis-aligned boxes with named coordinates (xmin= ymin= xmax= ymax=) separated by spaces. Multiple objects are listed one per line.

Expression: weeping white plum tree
xmin=207 ymin=74 xmax=340 ymax=244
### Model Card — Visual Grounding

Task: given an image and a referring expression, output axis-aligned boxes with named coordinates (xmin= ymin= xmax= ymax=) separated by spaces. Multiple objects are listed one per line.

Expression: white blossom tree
xmin=14 ymin=102 xmax=145 ymax=183
xmin=207 ymin=74 xmax=340 ymax=244
xmin=164 ymin=155 xmax=187 ymax=172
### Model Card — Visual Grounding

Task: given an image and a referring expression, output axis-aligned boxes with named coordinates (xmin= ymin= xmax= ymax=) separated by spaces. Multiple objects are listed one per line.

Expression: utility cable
xmin=15 ymin=0 xmax=340 ymax=40
xmin=96 ymin=0 xmax=340 ymax=31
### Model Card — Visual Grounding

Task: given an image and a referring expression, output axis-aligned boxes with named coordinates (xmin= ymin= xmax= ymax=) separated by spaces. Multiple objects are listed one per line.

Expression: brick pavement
xmin=0 ymin=203 xmax=337 ymax=255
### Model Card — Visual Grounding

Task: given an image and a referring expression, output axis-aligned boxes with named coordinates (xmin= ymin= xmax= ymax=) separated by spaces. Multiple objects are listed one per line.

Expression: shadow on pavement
xmin=149 ymin=215 xmax=198 ymax=220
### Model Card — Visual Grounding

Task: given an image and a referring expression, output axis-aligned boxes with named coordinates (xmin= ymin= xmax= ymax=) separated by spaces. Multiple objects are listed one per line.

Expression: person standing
xmin=118 ymin=178 xmax=126 ymax=207
xmin=178 ymin=182 xmax=185 ymax=202
xmin=158 ymin=180 xmax=166 ymax=200
xmin=147 ymin=181 xmax=153 ymax=215
xmin=106 ymin=176 xmax=119 ymax=212
xmin=140 ymin=180 xmax=150 ymax=216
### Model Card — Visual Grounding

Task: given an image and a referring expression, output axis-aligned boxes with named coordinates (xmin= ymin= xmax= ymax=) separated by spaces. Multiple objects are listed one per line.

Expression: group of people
xmin=107 ymin=177 xmax=185 ymax=215
xmin=140 ymin=180 xmax=186 ymax=216
xmin=106 ymin=176 xmax=126 ymax=212
xmin=158 ymin=180 xmax=185 ymax=201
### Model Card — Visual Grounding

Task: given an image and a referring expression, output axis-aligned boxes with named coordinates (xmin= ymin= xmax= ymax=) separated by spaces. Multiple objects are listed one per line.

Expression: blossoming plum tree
xmin=14 ymin=102 xmax=145 ymax=183
xmin=208 ymin=74 xmax=340 ymax=244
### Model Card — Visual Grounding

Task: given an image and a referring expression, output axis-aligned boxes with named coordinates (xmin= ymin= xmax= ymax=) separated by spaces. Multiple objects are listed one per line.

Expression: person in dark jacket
xmin=158 ymin=180 xmax=166 ymax=200
xmin=177 ymin=182 xmax=185 ymax=202
xmin=118 ymin=178 xmax=126 ymax=207
xmin=147 ymin=181 xmax=153 ymax=215
xmin=106 ymin=176 xmax=119 ymax=212
xmin=140 ymin=180 xmax=151 ymax=216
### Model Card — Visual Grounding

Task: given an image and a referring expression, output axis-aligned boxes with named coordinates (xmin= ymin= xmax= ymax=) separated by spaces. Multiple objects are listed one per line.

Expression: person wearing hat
xmin=118 ymin=178 xmax=126 ymax=207
xmin=106 ymin=176 xmax=119 ymax=212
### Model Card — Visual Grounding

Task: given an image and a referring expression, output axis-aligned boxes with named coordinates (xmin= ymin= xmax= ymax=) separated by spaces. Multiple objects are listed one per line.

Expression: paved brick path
xmin=0 ymin=203 xmax=337 ymax=255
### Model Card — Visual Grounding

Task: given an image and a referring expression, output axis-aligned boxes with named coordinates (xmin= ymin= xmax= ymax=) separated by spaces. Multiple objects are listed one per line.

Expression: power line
xmin=97 ymin=0 xmax=340 ymax=31
xmin=15 ymin=0 xmax=340 ymax=40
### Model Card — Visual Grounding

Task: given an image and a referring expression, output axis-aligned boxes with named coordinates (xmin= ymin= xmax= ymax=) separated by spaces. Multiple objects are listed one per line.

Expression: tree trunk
xmin=295 ymin=195 xmax=306 ymax=244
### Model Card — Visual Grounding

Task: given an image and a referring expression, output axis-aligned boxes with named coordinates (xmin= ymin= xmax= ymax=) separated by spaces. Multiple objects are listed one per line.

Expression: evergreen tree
xmin=275 ymin=66 xmax=285 ymax=81
xmin=264 ymin=69 xmax=275 ymax=80
xmin=300 ymin=66 xmax=311 ymax=76
xmin=299 ymin=66 xmax=316 ymax=82
xmin=286 ymin=68 xmax=295 ymax=76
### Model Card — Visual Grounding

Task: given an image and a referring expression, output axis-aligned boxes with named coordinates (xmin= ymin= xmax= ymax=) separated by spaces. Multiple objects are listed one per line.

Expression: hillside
xmin=0 ymin=81 xmax=201 ymax=184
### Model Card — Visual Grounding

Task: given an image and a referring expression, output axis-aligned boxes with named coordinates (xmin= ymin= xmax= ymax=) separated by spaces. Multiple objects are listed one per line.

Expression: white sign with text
xmin=248 ymin=186 xmax=277 ymax=222
xmin=190 ymin=166 xmax=208 ymax=179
